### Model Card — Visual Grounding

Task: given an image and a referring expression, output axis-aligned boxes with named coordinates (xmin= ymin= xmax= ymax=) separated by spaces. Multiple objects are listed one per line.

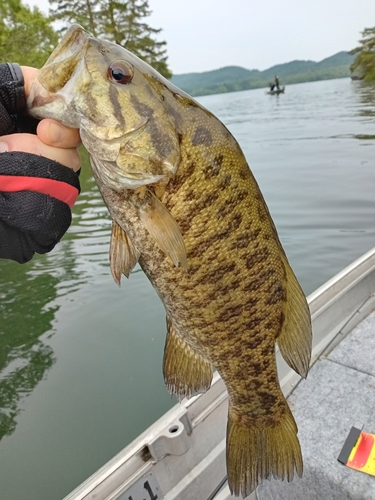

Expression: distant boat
xmin=266 ymin=86 xmax=285 ymax=95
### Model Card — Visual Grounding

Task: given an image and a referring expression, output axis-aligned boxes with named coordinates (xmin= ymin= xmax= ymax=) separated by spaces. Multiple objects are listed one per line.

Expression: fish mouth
xmin=37 ymin=24 xmax=89 ymax=93
xmin=28 ymin=25 xmax=91 ymax=124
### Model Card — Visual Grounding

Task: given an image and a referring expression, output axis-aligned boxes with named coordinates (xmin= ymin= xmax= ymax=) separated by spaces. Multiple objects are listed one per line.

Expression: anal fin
xmin=163 ymin=318 xmax=213 ymax=399
xmin=110 ymin=220 xmax=140 ymax=285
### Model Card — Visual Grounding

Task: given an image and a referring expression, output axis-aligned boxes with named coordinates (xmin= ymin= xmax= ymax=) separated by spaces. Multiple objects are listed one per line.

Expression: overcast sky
xmin=25 ymin=0 xmax=375 ymax=74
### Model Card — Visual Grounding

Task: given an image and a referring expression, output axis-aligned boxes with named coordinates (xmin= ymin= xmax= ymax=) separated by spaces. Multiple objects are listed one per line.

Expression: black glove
xmin=0 ymin=63 xmax=80 ymax=263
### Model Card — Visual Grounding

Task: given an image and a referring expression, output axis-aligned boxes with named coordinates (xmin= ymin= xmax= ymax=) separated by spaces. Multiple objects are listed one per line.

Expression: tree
xmin=102 ymin=0 xmax=171 ymax=78
xmin=350 ymin=27 xmax=375 ymax=81
xmin=49 ymin=0 xmax=172 ymax=78
xmin=0 ymin=0 xmax=58 ymax=68
xmin=48 ymin=0 xmax=100 ymax=37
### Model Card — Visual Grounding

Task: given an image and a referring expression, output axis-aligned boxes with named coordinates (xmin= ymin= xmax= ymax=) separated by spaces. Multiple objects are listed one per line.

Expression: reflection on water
xmin=0 ymin=78 xmax=374 ymax=500
xmin=354 ymin=134 xmax=375 ymax=140
xmin=0 ymin=267 xmax=57 ymax=438
xmin=355 ymin=80 xmax=375 ymax=118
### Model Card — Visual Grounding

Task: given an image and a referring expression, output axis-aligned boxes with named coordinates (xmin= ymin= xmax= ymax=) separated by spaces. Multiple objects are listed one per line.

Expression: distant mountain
xmin=170 ymin=52 xmax=355 ymax=97
xmin=170 ymin=66 xmax=260 ymax=93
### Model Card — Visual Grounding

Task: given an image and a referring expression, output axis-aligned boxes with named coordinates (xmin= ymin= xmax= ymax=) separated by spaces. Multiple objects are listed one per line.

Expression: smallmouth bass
xmin=28 ymin=25 xmax=312 ymax=497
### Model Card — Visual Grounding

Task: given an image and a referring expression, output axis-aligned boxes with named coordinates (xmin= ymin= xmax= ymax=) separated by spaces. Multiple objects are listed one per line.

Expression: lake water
xmin=1 ymin=77 xmax=375 ymax=500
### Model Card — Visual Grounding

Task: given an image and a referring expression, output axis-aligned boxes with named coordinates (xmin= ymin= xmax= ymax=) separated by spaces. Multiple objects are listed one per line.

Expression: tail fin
xmin=226 ymin=403 xmax=302 ymax=497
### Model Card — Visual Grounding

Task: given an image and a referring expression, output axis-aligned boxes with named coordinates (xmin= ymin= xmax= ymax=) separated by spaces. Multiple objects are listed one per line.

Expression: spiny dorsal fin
xmin=135 ymin=188 xmax=188 ymax=271
xmin=277 ymin=257 xmax=312 ymax=378
xmin=110 ymin=220 xmax=140 ymax=285
xmin=163 ymin=317 xmax=213 ymax=400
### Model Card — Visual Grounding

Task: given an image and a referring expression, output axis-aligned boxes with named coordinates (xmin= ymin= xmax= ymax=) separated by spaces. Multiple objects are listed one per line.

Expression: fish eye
xmin=107 ymin=61 xmax=133 ymax=85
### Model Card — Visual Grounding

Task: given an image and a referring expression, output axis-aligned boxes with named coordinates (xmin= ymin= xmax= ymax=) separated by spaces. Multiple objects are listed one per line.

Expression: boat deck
xmin=257 ymin=309 xmax=375 ymax=500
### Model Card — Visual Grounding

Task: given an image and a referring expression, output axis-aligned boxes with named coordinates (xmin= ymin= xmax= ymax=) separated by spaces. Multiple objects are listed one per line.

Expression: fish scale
xmin=27 ymin=24 xmax=312 ymax=498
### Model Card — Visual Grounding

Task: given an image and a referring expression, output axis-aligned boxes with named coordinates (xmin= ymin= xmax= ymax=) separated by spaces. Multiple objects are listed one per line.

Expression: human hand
xmin=0 ymin=63 xmax=81 ymax=263
xmin=0 ymin=66 xmax=81 ymax=171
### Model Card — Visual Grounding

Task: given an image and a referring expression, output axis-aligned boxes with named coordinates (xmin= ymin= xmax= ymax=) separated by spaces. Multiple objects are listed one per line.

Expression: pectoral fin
xmin=163 ymin=317 xmax=213 ymax=399
xmin=110 ymin=220 xmax=140 ymax=285
xmin=135 ymin=188 xmax=188 ymax=270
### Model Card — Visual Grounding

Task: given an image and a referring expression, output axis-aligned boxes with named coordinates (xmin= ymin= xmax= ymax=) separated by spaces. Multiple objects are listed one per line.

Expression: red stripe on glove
xmin=0 ymin=175 xmax=79 ymax=208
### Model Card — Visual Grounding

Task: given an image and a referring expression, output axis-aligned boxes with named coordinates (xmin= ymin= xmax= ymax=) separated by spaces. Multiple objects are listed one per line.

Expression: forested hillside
xmin=171 ymin=51 xmax=355 ymax=96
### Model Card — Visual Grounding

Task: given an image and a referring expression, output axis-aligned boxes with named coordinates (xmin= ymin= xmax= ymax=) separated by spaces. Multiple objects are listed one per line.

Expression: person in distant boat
xmin=274 ymin=75 xmax=280 ymax=90
xmin=0 ymin=63 xmax=81 ymax=264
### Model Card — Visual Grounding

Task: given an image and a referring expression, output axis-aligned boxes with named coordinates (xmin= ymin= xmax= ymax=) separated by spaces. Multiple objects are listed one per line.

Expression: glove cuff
xmin=0 ymin=63 xmax=37 ymax=135
xmin=0 ymin=63 xmax=26 ymax=115
xmin=5 ymin=63 xmax=26 ymax=114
